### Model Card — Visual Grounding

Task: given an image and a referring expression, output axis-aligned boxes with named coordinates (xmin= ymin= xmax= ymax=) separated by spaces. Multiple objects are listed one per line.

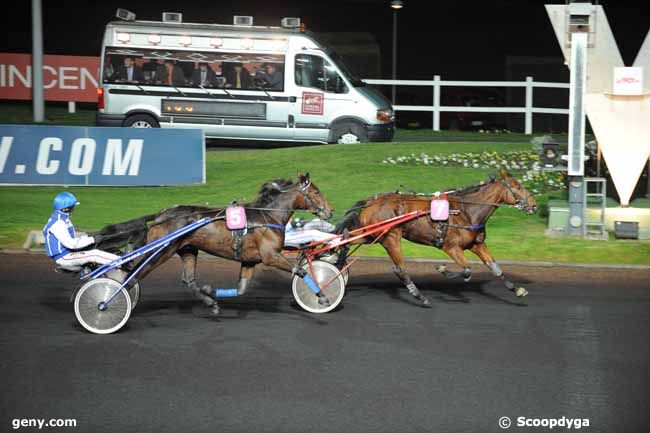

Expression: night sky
xmin=1 ymin=0 xmax=649 ymax=80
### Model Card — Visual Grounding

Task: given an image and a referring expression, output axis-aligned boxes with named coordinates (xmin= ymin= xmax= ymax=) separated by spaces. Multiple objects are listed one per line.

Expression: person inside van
xmin=114 ymin=57 xmax=144 ymax=83
xmin=151 ymin=59 xmax=167 ymax=83
xmin=163 ymin=60 xmax=186 ymax=86
xmin=224 ymin=62 xmax=251 ymax=89
xmin=254 ymin=63 xmax=283 ymax=91
xmin=192 ymin=62 xmax=217 ymax=87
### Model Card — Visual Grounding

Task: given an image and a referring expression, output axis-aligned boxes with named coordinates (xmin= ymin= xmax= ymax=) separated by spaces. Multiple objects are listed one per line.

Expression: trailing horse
xmin=335 ymin=170 xmax=537 ymax=307
xmin=94 ymin=173 xmax=334 ymax=315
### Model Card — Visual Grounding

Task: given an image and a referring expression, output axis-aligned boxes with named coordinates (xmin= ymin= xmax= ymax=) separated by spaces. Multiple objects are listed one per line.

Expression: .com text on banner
xmin=0 ymin=125 xmax=205 ymax=186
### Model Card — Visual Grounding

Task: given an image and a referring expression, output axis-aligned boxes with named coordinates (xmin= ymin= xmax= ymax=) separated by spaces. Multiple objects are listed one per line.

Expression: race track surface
xmin=1 ymin=253 xmax=649 ymax=433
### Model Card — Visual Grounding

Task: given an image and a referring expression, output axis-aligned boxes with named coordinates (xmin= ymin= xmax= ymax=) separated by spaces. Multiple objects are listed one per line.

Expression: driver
xmin=284 ymin=217 xmax=341 ymax=248
xmin=43 ymin=192 xmax=118 ymax=270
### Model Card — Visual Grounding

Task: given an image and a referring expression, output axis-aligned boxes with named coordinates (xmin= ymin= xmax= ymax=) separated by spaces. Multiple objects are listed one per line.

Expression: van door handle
xmin=288 ymin=115 xmax=295 ymax=127
xmin=288 ymin=96 xmax=297 ymax=102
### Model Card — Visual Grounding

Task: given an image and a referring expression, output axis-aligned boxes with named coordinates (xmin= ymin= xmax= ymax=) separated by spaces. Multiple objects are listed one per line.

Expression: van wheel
xmin=332 ymin=122 xmax=368 ymax=144
xmin=124 ymin=114 xmax=159 ymax=128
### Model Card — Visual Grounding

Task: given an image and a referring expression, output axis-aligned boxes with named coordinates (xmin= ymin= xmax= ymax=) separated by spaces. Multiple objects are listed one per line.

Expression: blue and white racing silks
xmin=43 ymin=210 xmax=95 ymax=261
xmin=43 ymin=211 xmax=76 ymax=260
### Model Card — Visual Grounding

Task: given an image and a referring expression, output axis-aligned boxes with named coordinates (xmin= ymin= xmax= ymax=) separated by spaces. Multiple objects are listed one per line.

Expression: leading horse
xmin=95 ymin=173 xmax=334 ymax=315
xmin=335 ymin=170 xmax=537 ymax=307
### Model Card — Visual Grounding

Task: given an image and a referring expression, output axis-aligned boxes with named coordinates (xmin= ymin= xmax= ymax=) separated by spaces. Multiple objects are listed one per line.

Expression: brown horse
xmin=335 ymin=170 xmax=537 ymax=307
xmin=95 ymin=173 xmax=334 ymax=315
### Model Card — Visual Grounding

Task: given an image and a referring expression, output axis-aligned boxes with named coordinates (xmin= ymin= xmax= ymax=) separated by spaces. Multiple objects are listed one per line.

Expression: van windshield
xmin=325 ymin=49 xmax=365 ymax=88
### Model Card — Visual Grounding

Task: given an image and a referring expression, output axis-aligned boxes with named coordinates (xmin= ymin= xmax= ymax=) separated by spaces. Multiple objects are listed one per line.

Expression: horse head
xmin=498 ymin=169 xmax=537 ymax=214
xmin=295 ymin=172 xmax=335 ymax=220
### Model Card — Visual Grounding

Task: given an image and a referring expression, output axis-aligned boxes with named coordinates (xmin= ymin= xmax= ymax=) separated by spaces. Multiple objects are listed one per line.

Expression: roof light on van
xmin=281 ymin=17 xmax=301 ymax=28
xmin=210 ymin=37 xmax=223 ymax=48
xmin=148 ymin=34 xmax=162 ymax=45
xmin=179 ymin=36 xmax=192 ymax=46
xmin=234 ymin=16 xmax=254 ymax=26
xmin=241 ymin=38 xmax=254 ymax=49
xmin=116 ymin=32 xmax=131 ymax=43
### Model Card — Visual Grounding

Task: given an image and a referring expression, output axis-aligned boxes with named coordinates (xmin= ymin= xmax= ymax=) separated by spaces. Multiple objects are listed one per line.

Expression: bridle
xmin=502 ymin=179 xmax=534 ymax=213
xmin=272 ymin=180 xmax=331 ymax=219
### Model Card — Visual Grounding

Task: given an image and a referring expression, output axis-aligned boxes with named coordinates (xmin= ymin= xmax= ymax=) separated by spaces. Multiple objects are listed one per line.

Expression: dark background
xmin=1 ymin=0 xmax=648 ymax=133
xmin=2 ymin=0 xmax=648 ymax=79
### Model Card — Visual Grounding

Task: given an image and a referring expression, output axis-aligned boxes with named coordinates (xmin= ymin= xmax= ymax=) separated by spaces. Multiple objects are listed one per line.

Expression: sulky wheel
xmin=292 ymin=260 xmax=345 ymax=314
xmin=74 ymin=278 xmax=132 ymax=334
xmin=105 ymin=269 xmax=140 ymax=310
xmin=317 ymin=252 xmax=349 ymax=285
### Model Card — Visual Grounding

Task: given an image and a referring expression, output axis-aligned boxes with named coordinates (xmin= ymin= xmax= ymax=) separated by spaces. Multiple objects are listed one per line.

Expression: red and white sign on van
xmin=301 ymin=92 xmax=324 ymax=115
xmin=0 ymin=53 xmax=99 ymax=102
xmin=613 ymin=67 xmax=643 ymax=96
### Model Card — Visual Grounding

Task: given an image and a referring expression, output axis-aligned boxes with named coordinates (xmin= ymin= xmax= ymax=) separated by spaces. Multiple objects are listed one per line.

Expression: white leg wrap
xmin=487 ymin=262 xmax=503 ymax=277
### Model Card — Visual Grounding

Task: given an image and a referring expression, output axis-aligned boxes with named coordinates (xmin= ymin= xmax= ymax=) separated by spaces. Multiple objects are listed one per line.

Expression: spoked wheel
xmin=105 ymin=269 xmax=140 ymax=310
xmin=292 ymin=260 xmax=345 ymax=314
xmin=74 ymin=278 xmax=131 ymax=334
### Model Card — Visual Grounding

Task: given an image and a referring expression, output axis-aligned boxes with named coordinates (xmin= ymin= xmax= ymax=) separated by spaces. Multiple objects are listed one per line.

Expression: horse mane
xmin=253 ymin=178 xmax=295 ymax=207
xmin=447 ymin=176 xmax=497 ymax=197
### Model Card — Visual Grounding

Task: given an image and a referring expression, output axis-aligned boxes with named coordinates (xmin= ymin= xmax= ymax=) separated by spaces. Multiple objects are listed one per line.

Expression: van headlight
xmin=376 ymin=108 xmax=394 ymax=122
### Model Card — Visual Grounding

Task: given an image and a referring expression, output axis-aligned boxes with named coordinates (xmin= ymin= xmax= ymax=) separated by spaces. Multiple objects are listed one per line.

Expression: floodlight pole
xmin=392 ymin=9 xmax=397 ymax=105
xmin=31 ymin=0 xmax=44 ymax=123
xmin=390 ymin=0 xmax=403 ymax=106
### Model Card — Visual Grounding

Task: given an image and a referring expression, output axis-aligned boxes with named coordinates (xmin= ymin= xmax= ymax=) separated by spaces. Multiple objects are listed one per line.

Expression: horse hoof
xmin=436 ymin=265 xmax=447 ymax=274
xmin=515 ymin=287 xmax=528 ymax=297
xmin=421 ymin=297 xmax=433 ymax=308
xmin=210 ymin=305 xmax=221 ymax=316
xmin=463 ymin=275 xmax=472 ymax=283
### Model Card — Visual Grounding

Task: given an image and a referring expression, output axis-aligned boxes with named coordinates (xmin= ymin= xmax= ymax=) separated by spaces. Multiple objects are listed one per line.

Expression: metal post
xmin=567 ymin=32 xmax=588 ymax=236
xmin=68 ymin=101 xmax=76 ymax=114
xmin=433 ymin=75 xmax=441 ymax=131
xmin=392 ymin=10 xmax=397 ymax=106
xmin=524 ymin=76 xmax=533 ymax=134
xmin=646 ymin=158 xmax=650 ymax=198
xmin=31 ymin=0 xmax=44 ymax=123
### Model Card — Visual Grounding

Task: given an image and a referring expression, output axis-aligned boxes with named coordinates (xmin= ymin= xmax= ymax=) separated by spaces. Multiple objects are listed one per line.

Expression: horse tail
xmin=334 ymin=199 xmax=367 ymax=234
xmin=92 ymin=213 xmax=157 ymax=254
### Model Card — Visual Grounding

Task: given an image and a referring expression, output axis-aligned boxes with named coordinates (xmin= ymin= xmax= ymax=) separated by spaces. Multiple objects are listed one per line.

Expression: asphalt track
xmin=1 ymin=253 xmax=649 ymax=433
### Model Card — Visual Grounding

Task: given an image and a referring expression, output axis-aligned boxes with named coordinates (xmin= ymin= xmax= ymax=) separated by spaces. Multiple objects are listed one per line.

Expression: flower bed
xmin=382 ymin=149 xmax=566 ymax=195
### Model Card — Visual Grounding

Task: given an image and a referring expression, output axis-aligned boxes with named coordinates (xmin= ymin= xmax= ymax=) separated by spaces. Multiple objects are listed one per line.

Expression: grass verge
xmin=1 ymin=140 xmax=648 ymax=265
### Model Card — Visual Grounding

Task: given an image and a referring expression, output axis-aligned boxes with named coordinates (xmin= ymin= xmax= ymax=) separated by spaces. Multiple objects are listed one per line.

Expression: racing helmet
xmin=53 ymin=192 xmax=80 ymax=210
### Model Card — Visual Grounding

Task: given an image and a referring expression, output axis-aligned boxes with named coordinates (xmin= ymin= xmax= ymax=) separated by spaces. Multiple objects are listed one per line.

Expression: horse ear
xmin=298 ymin=172 xmax=310 ymax=185
xmin=499 ymin=169 xmax=509 ymax=179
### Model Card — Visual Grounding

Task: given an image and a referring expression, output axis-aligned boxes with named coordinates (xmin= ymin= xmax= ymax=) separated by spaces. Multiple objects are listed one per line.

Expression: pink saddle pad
xmin=430 ymin=196 xmax=449 ymax=220
xmin=226 ymin=206 xmax=247 ymax=230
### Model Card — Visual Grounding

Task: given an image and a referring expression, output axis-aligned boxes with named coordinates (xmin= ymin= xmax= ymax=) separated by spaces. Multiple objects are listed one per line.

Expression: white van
xmin=97 ymin=12 xmax=395 ymax=144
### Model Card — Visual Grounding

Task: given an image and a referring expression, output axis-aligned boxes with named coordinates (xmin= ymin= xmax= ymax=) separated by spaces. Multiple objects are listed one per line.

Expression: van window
xmin=295 ymin=54 xmax=348 ymax=94
xmin=102 ymin=47 xmax=284 ymax=91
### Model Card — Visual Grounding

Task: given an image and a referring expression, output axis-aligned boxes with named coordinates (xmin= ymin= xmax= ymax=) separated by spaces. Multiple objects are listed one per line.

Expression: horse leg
xmin=261 ymin=251 xmax=331 ymax=307
xmin=178 ymin=246 xmax=221 ymax=314
xmin=437 ymin=246 xmax=473 ymax=282
xmin=382 ymin=231 xmax=432 ymax=308
xmin=236 ymin=263 xmax=255 ymax=295
xmin=470 ymin=243 xmax=528 ymax=297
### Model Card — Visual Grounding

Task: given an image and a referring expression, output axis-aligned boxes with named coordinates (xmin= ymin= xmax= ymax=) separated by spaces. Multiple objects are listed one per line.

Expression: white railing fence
xmin=362 ymin=76 xmax=570 ymax=134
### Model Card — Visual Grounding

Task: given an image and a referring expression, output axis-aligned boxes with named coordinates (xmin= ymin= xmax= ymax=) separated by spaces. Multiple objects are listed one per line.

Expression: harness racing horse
xmin=95 ymin=173 xmax=335 ymax=315
xmin=335 ymin=170 xmax=537 ymax=307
